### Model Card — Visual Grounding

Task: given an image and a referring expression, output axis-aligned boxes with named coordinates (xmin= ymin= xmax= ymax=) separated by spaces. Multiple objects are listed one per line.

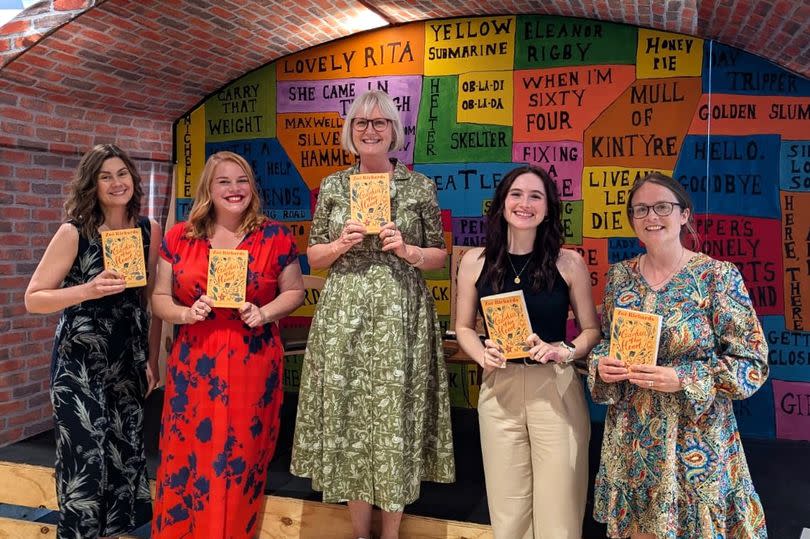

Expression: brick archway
xmin=1 ymin=0 xmax=808 ymax=124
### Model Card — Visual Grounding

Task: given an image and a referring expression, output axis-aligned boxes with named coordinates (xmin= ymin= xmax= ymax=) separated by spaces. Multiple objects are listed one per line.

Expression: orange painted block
xmin=277 ymin=25 xmax=425 ymax=81
xmin=584 ymin=77 xmax=702 ymax=169
xmin=513 ymin=65 xmax=636 ymax=142
xmin=689 ymin=95 xmax=810 ymax=139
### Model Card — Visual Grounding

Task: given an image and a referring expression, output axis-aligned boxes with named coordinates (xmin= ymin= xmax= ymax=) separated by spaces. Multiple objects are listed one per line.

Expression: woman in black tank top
xmin=455 ymin=165 xmax=600 ymax=538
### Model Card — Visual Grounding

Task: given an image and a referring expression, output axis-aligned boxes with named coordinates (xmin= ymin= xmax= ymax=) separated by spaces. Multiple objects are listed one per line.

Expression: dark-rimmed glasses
xmin=351 ymin=118 xmax=391 ymax=131
xmin=629 ymin=201 xmax=682 ymax=218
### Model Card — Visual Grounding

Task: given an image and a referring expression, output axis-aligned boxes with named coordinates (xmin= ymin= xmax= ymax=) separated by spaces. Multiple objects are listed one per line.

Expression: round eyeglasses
xmin=351 ymin=118 xmax=391 ymax=132
xmin=629 ymin=201 xmax=682 ymax=219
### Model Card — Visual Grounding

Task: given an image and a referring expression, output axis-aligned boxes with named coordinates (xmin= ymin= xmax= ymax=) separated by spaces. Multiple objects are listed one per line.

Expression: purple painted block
xmin=772 ymin=379 xmax=810 ymax=441
xmin=277 ymin=76 xmax=423 ymax=164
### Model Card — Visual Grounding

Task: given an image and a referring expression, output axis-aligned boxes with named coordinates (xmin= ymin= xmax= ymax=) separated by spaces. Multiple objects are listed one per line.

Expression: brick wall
xmin=0 ymin=89 xmax=173 ymax=446
xmin=0 ymin=0 xmax=96 ymax=68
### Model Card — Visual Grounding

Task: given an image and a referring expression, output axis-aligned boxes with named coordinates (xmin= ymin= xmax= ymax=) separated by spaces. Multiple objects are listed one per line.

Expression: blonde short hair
xmin=341 ymin=90 xmax=405 ymax=155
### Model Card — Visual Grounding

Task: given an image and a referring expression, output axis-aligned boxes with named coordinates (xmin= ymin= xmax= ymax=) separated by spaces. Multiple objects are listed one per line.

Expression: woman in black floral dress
xmin=25 ymin=144 xmax=162 ymax=538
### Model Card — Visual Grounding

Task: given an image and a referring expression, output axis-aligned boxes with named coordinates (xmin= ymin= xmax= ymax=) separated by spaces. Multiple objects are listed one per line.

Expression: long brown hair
xmin=63 ymin=144 xmax=143 ymax=239
xmin=185 ymin=151 xmax=266 ymax=239
xmin=480 ymin=165 xmax=564 ymax=294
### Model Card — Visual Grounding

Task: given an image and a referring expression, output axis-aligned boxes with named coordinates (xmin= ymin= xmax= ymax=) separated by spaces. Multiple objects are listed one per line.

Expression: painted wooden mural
xmin=174 ymin=15 xmax=810 ymax=441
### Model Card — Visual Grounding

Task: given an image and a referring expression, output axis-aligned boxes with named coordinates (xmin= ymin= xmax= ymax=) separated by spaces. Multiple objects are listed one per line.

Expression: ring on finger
xmin=648 ymin=380 xmax=654 ymax=388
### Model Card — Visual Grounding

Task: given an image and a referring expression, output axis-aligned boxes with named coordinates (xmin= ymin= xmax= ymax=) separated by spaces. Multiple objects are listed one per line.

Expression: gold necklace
xmin=507 ymin=253 xmax=532 ymax=284
xmin=642 ymin=248 xmax=685 ymax=288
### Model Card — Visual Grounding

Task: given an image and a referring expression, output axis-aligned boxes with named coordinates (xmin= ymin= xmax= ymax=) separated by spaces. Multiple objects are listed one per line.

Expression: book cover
xmin=100 ymin=227 xmax=147 ymax=288
xmin=349 ymin=173 xmax=390 ymax=234
xmin=608 ymin=307 xmax=663 ymax=367
xmin=207 ymin=249 xmax=249 ymax=308
xmin=480 ymin=290 xmax=533 ymax=360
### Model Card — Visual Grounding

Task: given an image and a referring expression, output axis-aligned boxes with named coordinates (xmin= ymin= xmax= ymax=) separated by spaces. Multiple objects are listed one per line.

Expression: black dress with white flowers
xmin=50 ymin=217 xmax=152 ymax=538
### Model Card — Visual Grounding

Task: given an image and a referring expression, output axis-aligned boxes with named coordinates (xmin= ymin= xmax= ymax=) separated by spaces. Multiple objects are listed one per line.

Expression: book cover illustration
xmin=608 ymin=307 xmax=663 ymax=367
xmin=100 ymin=227 xmax=147 ymax=288
xmin=349 ymin=173 xmax=391 ymax=234
xmin=480 ymin=290 xmax=533 ymax=360
xmin=207 ymin=249 xmax=249 ymax=308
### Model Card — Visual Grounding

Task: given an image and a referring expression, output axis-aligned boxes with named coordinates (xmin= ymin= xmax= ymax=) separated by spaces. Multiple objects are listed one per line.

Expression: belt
xmin=504 ymin=357 xmax=540 ymax=366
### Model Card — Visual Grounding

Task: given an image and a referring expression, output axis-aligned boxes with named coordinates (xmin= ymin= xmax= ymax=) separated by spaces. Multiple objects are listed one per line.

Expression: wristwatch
xmin=559 ymin=340 xmax=576 ymax=363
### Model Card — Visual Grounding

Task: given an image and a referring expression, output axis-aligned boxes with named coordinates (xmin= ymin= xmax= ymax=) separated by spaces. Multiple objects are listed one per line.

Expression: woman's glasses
xmin=629 ymin=201 xmax=682 ymax=218
xmin=351 ymin=118 xmax=391 ymax=131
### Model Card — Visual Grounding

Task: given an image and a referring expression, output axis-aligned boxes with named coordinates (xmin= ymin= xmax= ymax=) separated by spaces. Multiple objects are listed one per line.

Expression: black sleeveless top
xmin=475 ymin=252 xmax=570 ymax=346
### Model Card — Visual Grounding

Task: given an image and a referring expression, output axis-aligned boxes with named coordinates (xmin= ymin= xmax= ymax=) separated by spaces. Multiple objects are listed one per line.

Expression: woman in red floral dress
xmin=151 ymin=151 xmax=305 ymax=538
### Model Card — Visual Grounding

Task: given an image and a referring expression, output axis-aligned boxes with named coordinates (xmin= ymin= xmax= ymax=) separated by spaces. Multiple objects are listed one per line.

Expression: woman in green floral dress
xmin=291 ymin=90 xmax=455 ymax=539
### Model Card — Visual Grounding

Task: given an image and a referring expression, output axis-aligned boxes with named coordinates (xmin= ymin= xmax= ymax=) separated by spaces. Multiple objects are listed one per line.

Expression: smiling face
xmin=209 ymin=160 xmax=253 ymax=219
xmin=96 ymin=157 xmax=134 ymax=209
xmin=350 ymin=105 xmax=393 ymax=159
xmin=629 ymin=181 xmax=689 ymax=247
xmin=503 ymin=172 xmax=547 ymax=231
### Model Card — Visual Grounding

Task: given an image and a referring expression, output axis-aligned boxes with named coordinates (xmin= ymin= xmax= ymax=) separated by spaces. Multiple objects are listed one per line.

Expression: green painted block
xmin=205 ymin=64 xmax=276 ymax=141
xmin=415 ymin=76 xmax=512 ymax=164
xmin=514 ymin=15 xmax=637 ymax=68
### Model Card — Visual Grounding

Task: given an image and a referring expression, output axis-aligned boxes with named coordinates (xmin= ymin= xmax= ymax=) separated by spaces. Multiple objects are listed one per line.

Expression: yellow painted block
xmin=636 ymin=29 xmax=703 ymax=79
xmin=175 ymin=105 xmax=205 ymax=199
xmin=425 ymin=17 xmax=515 ymax=76
xmin=457 ymin=71 xmax=513 ymax=126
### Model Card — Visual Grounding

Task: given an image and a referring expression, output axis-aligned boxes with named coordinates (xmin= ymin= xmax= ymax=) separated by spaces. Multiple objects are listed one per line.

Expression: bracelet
xmin=409 ymin=246 xmax=425 ymax=267
xmin=560 ymin=340 xmax=576 ymax=363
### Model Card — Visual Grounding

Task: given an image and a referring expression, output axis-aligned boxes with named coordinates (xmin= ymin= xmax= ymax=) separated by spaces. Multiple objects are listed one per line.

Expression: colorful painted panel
xmin=174 ymin=16 xmax=810 ymax=440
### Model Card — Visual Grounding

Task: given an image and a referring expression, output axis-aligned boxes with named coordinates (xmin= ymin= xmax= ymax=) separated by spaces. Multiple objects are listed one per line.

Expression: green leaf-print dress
xmin=291 ymin=161 xmax=455 ymax=512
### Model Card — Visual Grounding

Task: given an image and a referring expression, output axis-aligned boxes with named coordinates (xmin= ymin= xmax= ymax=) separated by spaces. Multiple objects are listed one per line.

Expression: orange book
xmin=207 ymin=249 xmax=248 ymax=308
xmin=480 ymin=290 xmax=533 ymax=360
xmin=349 ymin=173 xmax=390 ymax=234
xmin=100 ymin=227 xmax=147 ymax=288
xmin=608 ymin=307 xmax=662 ymax=367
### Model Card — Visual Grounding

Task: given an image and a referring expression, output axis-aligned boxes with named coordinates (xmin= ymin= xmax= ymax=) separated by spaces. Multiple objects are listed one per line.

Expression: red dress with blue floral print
xmin=152 ymin=220 xmax=298 ymax=539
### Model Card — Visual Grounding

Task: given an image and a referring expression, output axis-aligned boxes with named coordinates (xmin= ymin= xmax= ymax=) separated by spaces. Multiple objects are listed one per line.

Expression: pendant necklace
xmin=507 ymin=253 xmax=532 ymax=284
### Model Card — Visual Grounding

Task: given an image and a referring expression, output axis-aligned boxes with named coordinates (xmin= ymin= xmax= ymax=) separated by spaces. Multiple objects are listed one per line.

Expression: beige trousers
xmin=478 ymin=362 xmax=591 ymax=539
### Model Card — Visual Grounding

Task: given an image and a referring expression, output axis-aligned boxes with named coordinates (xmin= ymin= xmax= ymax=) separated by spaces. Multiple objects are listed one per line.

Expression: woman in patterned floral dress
xmin=25 ymin=144 xmax=162 ymax=538
xmin=150 ymin=151 xmax=304 ymax=538
xmin=589 ymin=172 xmax=769 ymax=538
xmin=291 ymin=90 xmax=455 ymax=539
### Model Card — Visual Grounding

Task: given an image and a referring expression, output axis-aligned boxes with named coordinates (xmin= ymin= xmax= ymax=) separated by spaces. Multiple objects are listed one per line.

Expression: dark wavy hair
xmin=64 ymin=144 xmax=143 ymax=239
xmin=480 ymin=165 xmax=563 ymax=294
xmin=626 ymin=172 xmax=699 ymax=249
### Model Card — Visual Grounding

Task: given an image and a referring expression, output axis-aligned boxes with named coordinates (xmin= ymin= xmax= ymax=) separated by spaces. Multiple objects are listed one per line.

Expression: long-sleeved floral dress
xmin=588 ymin=253 xmax=768 ymax=538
